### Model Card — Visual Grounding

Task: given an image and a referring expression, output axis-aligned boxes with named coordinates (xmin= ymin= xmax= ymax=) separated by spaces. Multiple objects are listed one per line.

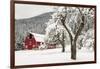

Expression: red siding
xmin=24 ymin=35 xmax=37 ymax=49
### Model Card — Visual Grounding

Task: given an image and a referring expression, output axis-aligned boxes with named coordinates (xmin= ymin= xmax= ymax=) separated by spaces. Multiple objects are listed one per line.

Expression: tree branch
xmin=77 ymin=7 xmax=83 ymax=16
xmin=60 ymin=8 xmax=74 ymax=40
xmin=74 ymin=16 xmax=84 ymax=41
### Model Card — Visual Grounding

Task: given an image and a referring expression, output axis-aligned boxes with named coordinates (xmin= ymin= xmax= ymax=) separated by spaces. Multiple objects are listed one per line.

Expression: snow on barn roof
xmin=31 ymin=33 xmax=45 ymax=42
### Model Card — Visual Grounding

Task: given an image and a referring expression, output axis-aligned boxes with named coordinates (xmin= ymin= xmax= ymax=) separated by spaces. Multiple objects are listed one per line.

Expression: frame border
xmin=10 ymin=0 xmax=97 ymax=69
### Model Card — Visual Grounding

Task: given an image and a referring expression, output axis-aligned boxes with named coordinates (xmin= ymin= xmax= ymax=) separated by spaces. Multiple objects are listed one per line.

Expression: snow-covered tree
xmin=45 ymin=6 xmax=94 ymax=59
xmin=54 ymin=7 xmax=93 ymax=59
xmin=44 ymin=11 xmax=69 ymax=52
xmin=82 ymin=29 xmax=94 ymax=50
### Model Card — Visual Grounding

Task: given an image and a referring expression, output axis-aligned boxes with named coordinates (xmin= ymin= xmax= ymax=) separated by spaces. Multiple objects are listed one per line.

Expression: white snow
xmin=15 ymin=45 xmax=94 ymax=65
xmin=31 ymin=33 xmax=45 ymax=42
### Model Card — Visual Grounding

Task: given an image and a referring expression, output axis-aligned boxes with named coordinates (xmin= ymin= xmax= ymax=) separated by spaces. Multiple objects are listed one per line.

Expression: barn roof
xmin=31 ymin=33 xmax=45 ymax=42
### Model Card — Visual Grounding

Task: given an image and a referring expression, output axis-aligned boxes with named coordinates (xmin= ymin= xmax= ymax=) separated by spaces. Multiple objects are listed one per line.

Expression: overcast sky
xmin=15 ymin=4 xmax=54 ymax=19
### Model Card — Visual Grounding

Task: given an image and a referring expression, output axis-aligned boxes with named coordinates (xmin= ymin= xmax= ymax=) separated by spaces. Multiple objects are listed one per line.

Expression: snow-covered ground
xmin=15 ymin=46 xmax=94 ymax=65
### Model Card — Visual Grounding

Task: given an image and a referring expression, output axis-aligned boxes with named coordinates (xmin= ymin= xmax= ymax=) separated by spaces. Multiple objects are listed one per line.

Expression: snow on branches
xmin=44 ymin=6 xmax=94 ymax=59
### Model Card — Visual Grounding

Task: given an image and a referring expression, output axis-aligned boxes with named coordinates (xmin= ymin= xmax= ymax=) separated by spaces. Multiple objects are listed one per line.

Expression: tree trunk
xmin=71 ymin=40 xmax=77 ymax=59
xmin=62 ymin=31 xmax=65 ymax=52
xmin=71 ymin=20 xmax=84 ymax=60
xmin=62 ymin=45 xmax=65 ymax=52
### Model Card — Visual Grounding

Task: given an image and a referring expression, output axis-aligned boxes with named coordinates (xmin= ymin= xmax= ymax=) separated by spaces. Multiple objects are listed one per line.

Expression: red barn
xmin=24 ymin=33 xmax=44 ymax=50
xmin=24 ymin=33 xmax=57 ymax=50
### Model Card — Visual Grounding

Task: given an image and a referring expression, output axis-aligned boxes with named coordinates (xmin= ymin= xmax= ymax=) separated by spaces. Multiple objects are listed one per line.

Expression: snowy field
xmin=15 ymin=46 xmax=94 ymax=65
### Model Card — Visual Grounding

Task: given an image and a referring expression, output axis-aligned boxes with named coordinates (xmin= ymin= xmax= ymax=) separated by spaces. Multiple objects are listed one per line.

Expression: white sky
xmin=15 ymin=4 xmax=54 ymax=19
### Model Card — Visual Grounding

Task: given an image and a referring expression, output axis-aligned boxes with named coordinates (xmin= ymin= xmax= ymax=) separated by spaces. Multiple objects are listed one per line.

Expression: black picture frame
xmin=10 ymin=0 xmax=96 ymax=69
